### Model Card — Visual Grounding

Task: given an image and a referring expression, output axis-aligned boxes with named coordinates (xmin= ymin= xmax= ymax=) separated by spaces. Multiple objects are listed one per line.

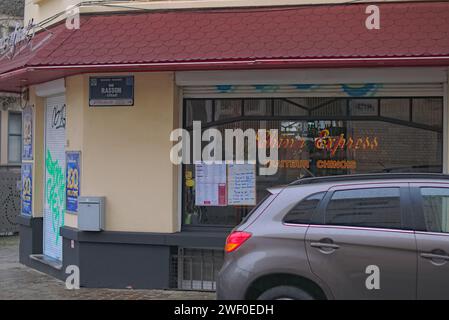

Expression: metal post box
xmin=78 ymin=196 xmax=105 ymax=231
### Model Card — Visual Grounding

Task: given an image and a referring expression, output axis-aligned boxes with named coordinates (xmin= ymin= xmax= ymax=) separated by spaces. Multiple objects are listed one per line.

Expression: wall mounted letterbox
xmin=78 ymin=196 xmax=105 ymax=231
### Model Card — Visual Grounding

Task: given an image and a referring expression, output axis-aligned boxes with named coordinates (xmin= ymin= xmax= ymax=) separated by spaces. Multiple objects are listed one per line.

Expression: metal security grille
xmin=182 ymin=83 xmax=445 ymax=98
xmin=170 ymin=248 xmax=224 ymax=291
xmin=0 ymin=166 xmax=21 ymax=235
xmin=43 ymin=95 xmax=66 ymax=261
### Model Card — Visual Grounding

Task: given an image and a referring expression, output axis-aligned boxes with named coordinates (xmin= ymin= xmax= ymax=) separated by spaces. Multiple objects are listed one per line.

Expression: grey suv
xmin=217 ymin=173 xmax=449 ymax=300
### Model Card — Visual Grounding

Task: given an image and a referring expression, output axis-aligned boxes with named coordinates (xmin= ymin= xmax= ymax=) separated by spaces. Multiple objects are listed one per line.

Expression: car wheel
xmin=257 ymin=286 xmax=315 ymax=300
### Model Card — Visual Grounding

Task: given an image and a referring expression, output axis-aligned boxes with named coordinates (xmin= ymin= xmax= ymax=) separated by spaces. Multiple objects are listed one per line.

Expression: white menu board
xmin=227 ymin=163 xmax=256 ymax=206
xmin=195 ymin=162 xmax=227 ymax=206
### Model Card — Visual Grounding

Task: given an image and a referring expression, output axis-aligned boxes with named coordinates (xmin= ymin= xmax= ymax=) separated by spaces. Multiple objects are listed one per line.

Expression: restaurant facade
xmin=0 ymin=0 xmax=448 ymax=290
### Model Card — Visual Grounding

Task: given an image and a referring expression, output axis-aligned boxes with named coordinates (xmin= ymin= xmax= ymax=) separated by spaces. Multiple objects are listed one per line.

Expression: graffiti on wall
xmin=51 ymin=104 xmax=66 ymax=129
xmin=46 ymin=150 xmax=65 ymax=245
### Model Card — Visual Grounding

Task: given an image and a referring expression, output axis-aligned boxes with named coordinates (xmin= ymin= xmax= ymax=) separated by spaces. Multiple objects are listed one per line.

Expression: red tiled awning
xmin=1 ymin=1 xmax=449 ymax=92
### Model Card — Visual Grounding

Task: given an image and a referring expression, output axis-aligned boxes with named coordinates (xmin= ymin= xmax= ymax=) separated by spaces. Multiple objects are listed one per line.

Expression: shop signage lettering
xmin=257 ymin=135 xmax=305 ymax=149
xmin=257 ymin=129 xmax=379 ymax=157
xmin=89 ymin=76 xmax=134 ymax=106
xmin=314 ymin=129 xmax=378 ymax=156
xmin=317 ymin=159 xmax=357 ymax=169
xmin=266 ymin=159 xmax=357 ymax=170
xmin=267 ymin=160 xmax=310 ymax=169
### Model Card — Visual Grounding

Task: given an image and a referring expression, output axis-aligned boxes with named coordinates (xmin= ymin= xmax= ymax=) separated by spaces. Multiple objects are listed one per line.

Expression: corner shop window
xmin=183 ymin=97 xmax=443 ymax=227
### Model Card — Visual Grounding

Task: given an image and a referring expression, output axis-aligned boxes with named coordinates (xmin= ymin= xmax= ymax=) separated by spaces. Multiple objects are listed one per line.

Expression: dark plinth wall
xmin=18 ymin=215 xmax=43 ymax=262
xmin=18 ymin=217 xmax=227 ymax=289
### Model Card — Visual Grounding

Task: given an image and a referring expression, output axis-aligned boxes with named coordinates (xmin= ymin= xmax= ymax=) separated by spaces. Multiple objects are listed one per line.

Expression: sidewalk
xmin=0 ymin=236 xmax=215 ymax=300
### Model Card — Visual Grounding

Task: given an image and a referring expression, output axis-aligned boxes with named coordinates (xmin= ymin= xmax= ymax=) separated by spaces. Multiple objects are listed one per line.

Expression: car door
xmin=410 ymin=183 xmax=449 ymax=300
xmin=305 ymin=183 xmax=417 ymax=299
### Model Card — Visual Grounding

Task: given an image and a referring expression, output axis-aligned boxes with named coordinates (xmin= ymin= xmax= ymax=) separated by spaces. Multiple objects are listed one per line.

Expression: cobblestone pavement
xmin=0 ymin=236 xmax=215 ymax=300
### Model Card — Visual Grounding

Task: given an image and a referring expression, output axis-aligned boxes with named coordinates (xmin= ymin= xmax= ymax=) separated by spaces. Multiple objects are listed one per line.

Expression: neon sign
xmin=257 ymin=129 xmax=379 ymax=157
xmin=314 ymin=129 xmax=378 ymax=156
xmin=317 ymin=160 xmax=357 ymax=169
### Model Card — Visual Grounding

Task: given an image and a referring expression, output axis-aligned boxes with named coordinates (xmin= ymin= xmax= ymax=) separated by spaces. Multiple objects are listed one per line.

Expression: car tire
xmin=257 ymin=286 xmax=315 ymax=300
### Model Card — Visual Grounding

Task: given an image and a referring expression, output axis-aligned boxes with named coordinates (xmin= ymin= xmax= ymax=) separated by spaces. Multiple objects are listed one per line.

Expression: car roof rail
xmin=288 ymin=173 xmax=449 ymax=186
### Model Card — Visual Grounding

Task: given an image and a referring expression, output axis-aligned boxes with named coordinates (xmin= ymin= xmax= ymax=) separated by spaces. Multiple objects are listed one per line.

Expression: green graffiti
xmin=46 ymin=150 xmax=65 ymax=245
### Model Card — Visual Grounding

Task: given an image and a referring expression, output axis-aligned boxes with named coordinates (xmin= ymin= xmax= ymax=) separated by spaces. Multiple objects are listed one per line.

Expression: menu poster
xmin=195 ymin=162 xmax=227 ymax=206
xmin=227 ymin=163 xmax=256 ymax=206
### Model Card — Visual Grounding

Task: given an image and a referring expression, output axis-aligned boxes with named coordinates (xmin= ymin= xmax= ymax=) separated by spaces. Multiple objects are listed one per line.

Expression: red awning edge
xmin=0 ymin=2 xmax=448 ymax=92
xmin=1 ymin=56 xmax=448 ymax=93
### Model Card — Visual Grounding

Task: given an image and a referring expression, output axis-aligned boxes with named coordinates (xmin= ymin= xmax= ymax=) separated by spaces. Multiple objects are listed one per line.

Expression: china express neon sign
xmin=257 ymin=129 xmax=379 ymax=157
xmin=314 ymin=129 xmax=378 ymax=156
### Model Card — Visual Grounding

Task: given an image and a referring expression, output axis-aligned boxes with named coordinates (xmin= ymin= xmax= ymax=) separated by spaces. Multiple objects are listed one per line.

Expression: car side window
xmin=420 ymin=188 xmax=449 ymax=234
xmin=325 ymin=187 xmax=402 ymax=230
xmin=283 ymin=192 xmax=325 ymax=224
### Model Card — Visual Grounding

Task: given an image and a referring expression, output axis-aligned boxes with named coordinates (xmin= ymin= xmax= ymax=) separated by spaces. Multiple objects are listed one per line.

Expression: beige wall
xmin=64 ymin=75 xmax=85 ymax=228
xmin=61 ymin=72 xmax=178 ymax=233
xmin=28 ymin=87 xmax=45 ymax=218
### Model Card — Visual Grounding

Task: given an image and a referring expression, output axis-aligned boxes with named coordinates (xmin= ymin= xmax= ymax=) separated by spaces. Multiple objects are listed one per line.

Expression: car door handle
xmin=310 ymin=242 xmax=340 ymax=250
xmin=420 ymin=253 xmax=449 ymax=261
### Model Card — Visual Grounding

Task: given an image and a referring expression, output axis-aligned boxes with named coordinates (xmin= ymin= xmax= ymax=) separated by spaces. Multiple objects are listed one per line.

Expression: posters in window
xmin=66 ymin=151 xmax=81 ymax=213
xmin=22 ymin=105 xmax=33 ymax=160
xmin=195 ymin=162 xmax=227 ymax=206
xmin=21 ymin=163 xmax=32 ymax=215
xmin=227 ymin=163 xmax=256 ymax=206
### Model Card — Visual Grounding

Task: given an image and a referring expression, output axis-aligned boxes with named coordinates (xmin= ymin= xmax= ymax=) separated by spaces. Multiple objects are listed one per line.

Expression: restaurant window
xmin=8 ymin=112 xmax=22 ymax=163
xmin=185 ymin=100 xmax=213 ymax=127
xmin=214 ymin=100 xmax=242 ymax=121
xmin=183 ymin=97 xmax=443 ymax=228
xmin=380 ymin=99 xmax=410 ymax=121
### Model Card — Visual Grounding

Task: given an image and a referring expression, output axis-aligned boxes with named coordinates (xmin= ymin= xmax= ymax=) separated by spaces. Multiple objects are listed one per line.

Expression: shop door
xmin=43 ymin=95 xmax=66 ymax=261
